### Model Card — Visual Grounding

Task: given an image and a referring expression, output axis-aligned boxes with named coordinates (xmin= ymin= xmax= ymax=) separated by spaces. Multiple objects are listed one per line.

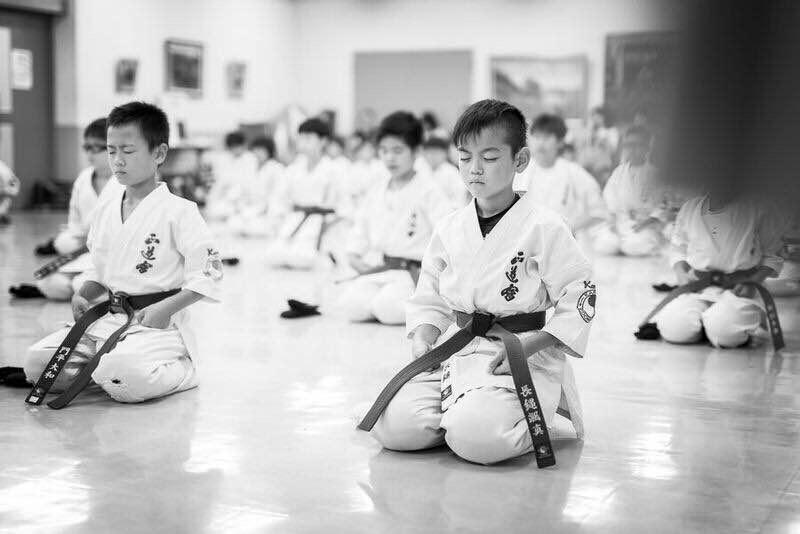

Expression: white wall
xmin=67 ymin=0 xmax=295 ymax=134
xmin=292 ymin=0 xmax=683 ymax=130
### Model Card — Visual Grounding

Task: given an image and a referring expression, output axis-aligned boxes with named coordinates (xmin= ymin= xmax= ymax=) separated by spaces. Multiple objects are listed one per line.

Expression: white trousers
xmin=36 ymin=271 xmax=89 ymax=301
xmin=333 ymin=270 xmax=415 ymax=325
xmin=593 ymin=223 xmax=664 ymax=257
xmin=25 ymin=319 xmax=197 ymax=403
xmin=656 ymin=289 xmax=763 ymax=348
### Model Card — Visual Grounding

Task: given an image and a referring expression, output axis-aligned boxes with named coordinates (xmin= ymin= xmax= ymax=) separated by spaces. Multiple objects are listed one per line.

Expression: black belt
xmin=339 ymin=255 xmax=422 ymax=286
xmin=636 ymin=269 xmax=784 ymax=350
xmin=358 ymin=310 xmax=556 ymax=468
xmin=33 ymin=245 xmax=90 ymax=279
xmin=289 ymin=205 xmax=338 ymax=250
xmin=26 ymin=289 xmax=181 ymax=409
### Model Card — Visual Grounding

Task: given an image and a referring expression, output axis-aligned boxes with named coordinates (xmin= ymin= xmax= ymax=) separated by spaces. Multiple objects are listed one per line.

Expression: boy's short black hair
xmin=530 ymin=113 xmax=567 ymax=141
xmin=107 ymin=101 xmax=170 ymax=150
xmin=225 ymin=131 xmax=246 ymax=149
xmin=376 ymin=111 xmax=424 ymax=149
xmin=452 ymin=99 xmax=527 ymax=155
xmin=624 ymin=125 xmax=652 ymax=144
xmin=249 ymin=136 xmax=276 ymax=159
xmin=423 ymin=136 xmax=450 ymax=151
xmin=298 ymin=118 xmax=331 ymax=140
xmin=83 ymin=118 xmax=107 ymax=140
xmin=421 ymin=111 xmax=439 ymax=130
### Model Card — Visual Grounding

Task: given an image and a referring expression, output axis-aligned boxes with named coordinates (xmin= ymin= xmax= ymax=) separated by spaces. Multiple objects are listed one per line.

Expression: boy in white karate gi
xmin=423 ymin=136 xmax=470 ymax=207
xmin=205 ymin=131 xmax=259 ymax=222
xmin=25 ymin=102 xmax=222 ymax=403
xmin=265 ymin=118 xmax=345 ymax=270
xmin=335 ymin=112 xmax=454 ymax=325
xmin=0 ymin=157 xmax=19 ymax=225
xmin=370 ymin=100 xmax=595 ymax=465
xmin=654 ymin=192 xmax=784 ymax=348
xmin=513 ymin=114 xmax=607 ymax=246
xmin=227 ymin=136 xmax=285 ymax=238
xmin=594 ymin=126 xmax=676 ymax=257
xmin=10 ymin=119 xmax=122 ymax=300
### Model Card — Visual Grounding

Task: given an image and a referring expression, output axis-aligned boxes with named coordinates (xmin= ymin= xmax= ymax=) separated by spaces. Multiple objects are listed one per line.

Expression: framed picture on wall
xmin=115 ymin=59 xmax=138 ymax=94
xmin=226 ymin=62 xmax=246 ymax=99
xmin=491 ymin=56 xmax=589 ymax=121
xmin=604 ymin=32 xmax=679 ymax=124
xmin=165 ymin=39 xmax=203 ymax=96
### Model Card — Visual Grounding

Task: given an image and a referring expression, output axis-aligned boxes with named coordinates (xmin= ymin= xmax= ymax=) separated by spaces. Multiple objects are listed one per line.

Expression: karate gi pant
xmin=765 ymin=260 xmax=800 ymax=297
xmin=25 ymin=316 xmax=197 ymax=403
xmin=371 ymin=344 xmax=580 ymax=465
xmin=655 ymin=288 xmax=763 ymax=348
xmin=227 ymin=211 xmax=271 ymax=238
xmin=593 ymin=222 xmax=664 ymax=257
xmin=0 ymin=195 xmax=11 ymax=216
xmin=334 ymin=270 xmax=415 ymax=325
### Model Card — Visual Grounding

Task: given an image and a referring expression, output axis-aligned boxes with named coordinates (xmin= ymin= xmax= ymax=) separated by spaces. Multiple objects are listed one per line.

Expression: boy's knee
xmin=620 ymin=232 xmax=660 ymax=257
xmin=657 ymin=298 xmax=705 ymax=344
xmin=53 ymin=233 xmax=82 ymax=255
xmin=593 ymin=230 xmax=620 ymax=256
xmin=702 ymin=303 xmax=752 ymax=348
xmin=336 ymin=283 xmax=377 ymax=322
xmin=37 ymin=273 xmax=74 ymax=301
xmin=372 ymin=388 xmax=443 ymax=451
xmin=442 ymin=389 xmax=527 ymax=465
xmin=93 ymin=353 xmax=194 ymax=403
xmin=371 ymin=291 xmax=406 ymax=326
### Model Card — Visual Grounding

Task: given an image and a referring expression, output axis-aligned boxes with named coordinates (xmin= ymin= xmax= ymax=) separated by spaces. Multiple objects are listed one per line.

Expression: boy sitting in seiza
xmin=366 ymin=100 xmax=595 ymax=465
xmin=334 ymin=111 xmax=453 ymax=325
xmin=24 ymin=101 xmax=222 ymax=404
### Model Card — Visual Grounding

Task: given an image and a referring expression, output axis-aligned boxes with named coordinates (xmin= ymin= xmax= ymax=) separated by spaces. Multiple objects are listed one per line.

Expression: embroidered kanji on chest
xmin=135 ymin=233 xmax=161 ymax=274
xmin=500 ymin=251 xmax=525 ymax=301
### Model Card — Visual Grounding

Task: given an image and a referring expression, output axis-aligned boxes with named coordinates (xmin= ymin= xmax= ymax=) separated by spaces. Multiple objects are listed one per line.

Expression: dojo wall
xmin=53 ymin=0 xmax=294 ymax=182
xmin=291 ymin=0 xmax=683 ymax=131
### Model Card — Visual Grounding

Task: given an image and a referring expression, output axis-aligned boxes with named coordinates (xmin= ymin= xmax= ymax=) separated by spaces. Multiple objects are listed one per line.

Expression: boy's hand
xmin=71 ymin=294 xmax=91 ymax=321
xmin=732 ymin=283 xmax=756 ymax=298
xmin=487 ymin=348 xmax=510 ymax=375
xmin=135 ymin=303 xmax=172 ymax=329
xmin=411 ymin=337 xmax=433 ymax=359
xmin=674 ymin=262 xmax=699 ymax=285
xmin=410 ymin=324 xmax=441 ymax=362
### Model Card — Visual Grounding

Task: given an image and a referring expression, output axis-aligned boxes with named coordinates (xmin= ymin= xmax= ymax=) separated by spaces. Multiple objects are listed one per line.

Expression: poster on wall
xmin=226 ymin=62 xmax=246 ymax=99
xmin=11 ymin=49 xmax=33 ymax=90
xmin=491 ymin=56 xmax=588 ymax=121
xmin=165 ymin=39 xmax=203 ymax=97
xmin=604 ymin=32 xmax=679 ymax=124
xmin=115 ymin=59 xmax=138 ymax=94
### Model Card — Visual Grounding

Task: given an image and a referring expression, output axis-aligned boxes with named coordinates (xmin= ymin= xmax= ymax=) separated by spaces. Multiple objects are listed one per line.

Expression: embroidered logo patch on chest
xmin=500 ymin=251 xmax=525 ymax=301
xmin=577 ymin=280 xmax=596 ymax=322
xmin=135 ymin=233 xmax=161 ymax=274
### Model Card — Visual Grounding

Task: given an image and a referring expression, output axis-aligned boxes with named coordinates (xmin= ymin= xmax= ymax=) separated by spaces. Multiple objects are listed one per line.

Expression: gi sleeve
xmin=423 ymin=179 xmax=458 ymax=225
xmin=346 ymin=191 xmax=372 ymax=257
xmin=82 ymin=207 xmax=104 ymax=287
xmin=537 ymin=219 xmax=595 ymax=358
xmin=602 ymin=167 xmax=622 ymax=214
xmin=176 ymin=203 xmax=222 ymax=303
xmin=756 ymin=203 xmax=787 ymax=277
xmin=405 ymin=229 xmax=455 ymax=337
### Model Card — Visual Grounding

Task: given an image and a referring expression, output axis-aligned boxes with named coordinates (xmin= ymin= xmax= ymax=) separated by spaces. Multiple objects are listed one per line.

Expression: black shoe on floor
xmin=0 ymin=367 xmax=30 ymax=388
xmin=652 ymin=283 xmax=678 ymax=292
xmin=0 ymin=215 xmax=10 ymax=226
xmin=634 ymin=322 xmax=661 ymax=340
xmin=35 ymin=239 xmax=57 ymax=256
xmin=281 ymin=299 xmax=321 ymax=318
xmin=8 ymin=284 xmax=46 ymax=299
xmin=221 ymin=257 xmax=240 ymax=266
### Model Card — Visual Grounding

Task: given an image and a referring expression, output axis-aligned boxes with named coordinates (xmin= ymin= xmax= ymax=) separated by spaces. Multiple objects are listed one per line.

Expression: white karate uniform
xmin=227 ymin=159 xmax=285 ymax=237
xmin=513 ymin=158 xmax=607 ymax=248
xmin=594 ymin=162 xmax=673 ymax=256
xmin=656 ymin=196 xmax=784 ymax=348
xmin=37 ymin=169 xmax=122 ymax=301
xmin=0 ymin=159 xmax=19 ymax=217
xmin=341 ymin=159 xmax=386 ymax=214
xmin=371 ymin=194 xmax=595 ymax=465
xmin=766 ymin=212 xmax=800 ymax=296
xmin=25 ymin=183 xmax=222 ymax=403
xmin=264 ymin=155 xmax=344 ymax=269
xmin=205 ymin=151 xmax=259 ymax=221
xmin=333 ymin=173 xmax=454 ymax=324
xmin=430 ymin=161 xmax=470 ymax=207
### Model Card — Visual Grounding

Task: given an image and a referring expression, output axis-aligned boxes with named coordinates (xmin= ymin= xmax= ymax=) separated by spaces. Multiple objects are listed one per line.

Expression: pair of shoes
xmin=652 ymin=283 xmax=678 ymax=292
xmin=0 ymin=367 xmax=30 ymax=388
xmin=634 ymin=322 xmax=661 ymax=340
xmin=35 ymin=238 xmax=57 ymax=256
xmin=0 ymin=215 xmax=10 ymax=226
xmin=8 ymin=284 xmax=46 ymax=299
xmin=280 ymin=299 xmax=321 ymax=319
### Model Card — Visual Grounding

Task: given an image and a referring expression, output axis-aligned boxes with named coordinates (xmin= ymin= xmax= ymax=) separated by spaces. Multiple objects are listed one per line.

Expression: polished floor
xmin=1 ymin=212 xmax=799 ymax=534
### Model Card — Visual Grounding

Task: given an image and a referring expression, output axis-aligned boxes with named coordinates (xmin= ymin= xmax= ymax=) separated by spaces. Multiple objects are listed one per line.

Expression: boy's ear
xmin=515 ymin=146 xmax=531 ymax=174
xmin=154 ymin=143 xmax=169 ymax=166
